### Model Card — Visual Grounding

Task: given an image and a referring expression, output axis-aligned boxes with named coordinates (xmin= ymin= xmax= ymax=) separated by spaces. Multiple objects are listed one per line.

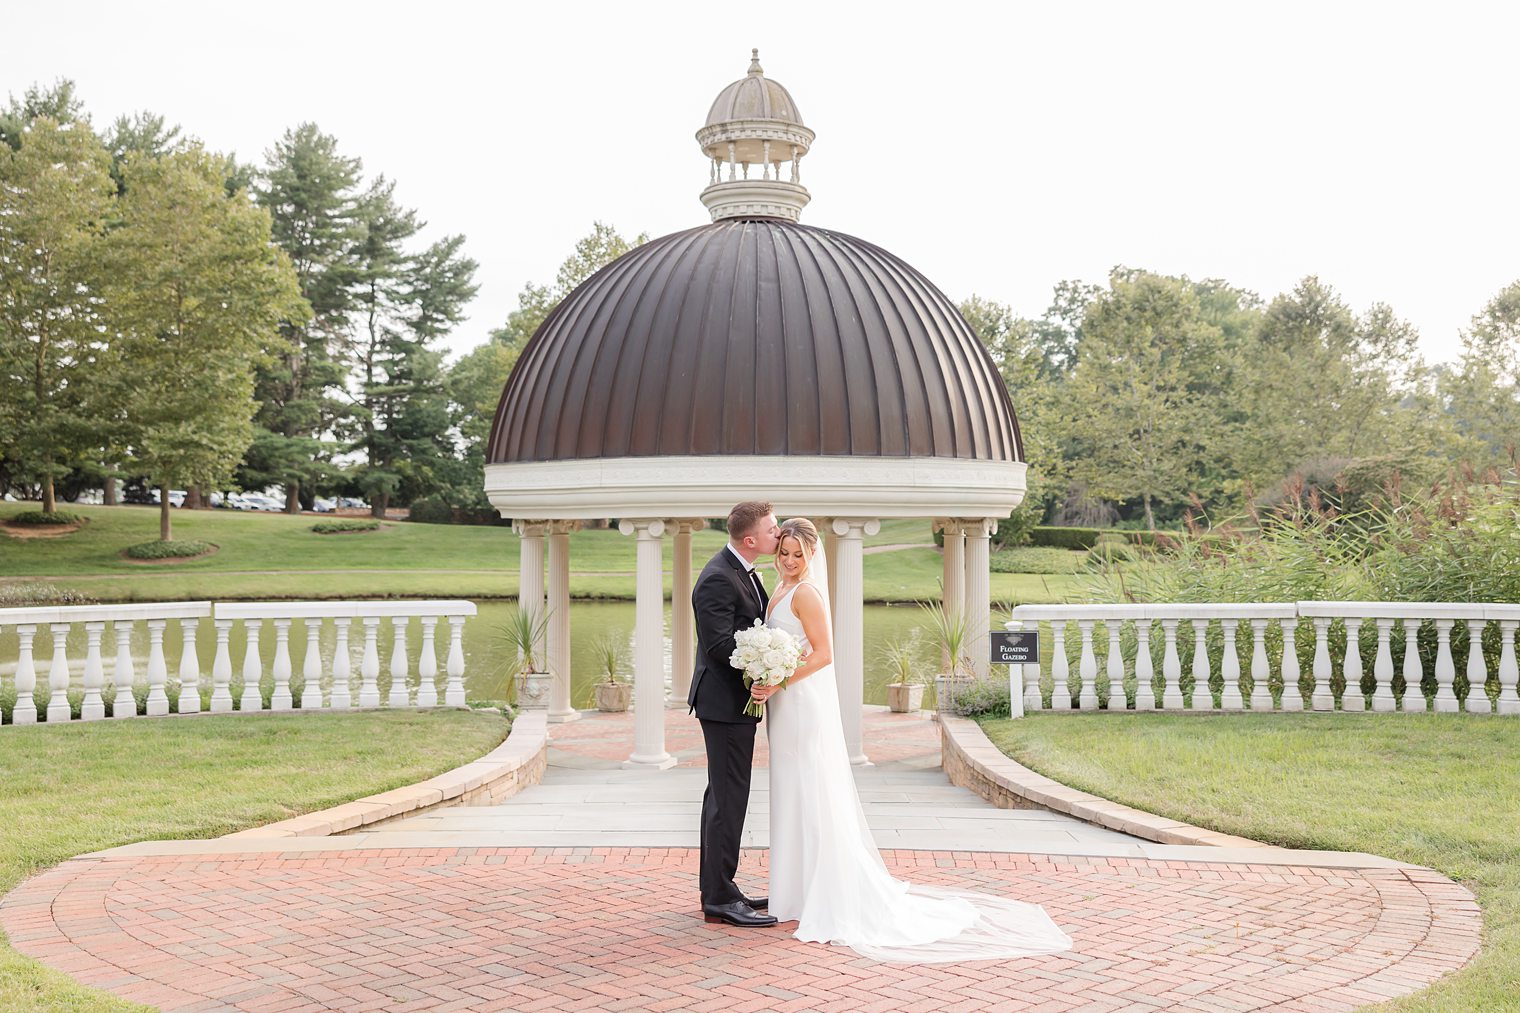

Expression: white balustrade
xmin=1003 ymin=602 xmax=1520 ymax=718
xmin=2 ymin=600 xmax=475 ymax=727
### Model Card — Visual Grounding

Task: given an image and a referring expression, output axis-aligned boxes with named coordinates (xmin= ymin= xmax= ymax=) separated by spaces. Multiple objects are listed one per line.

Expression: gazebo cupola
xmin=697 ymin=49 xmax=815 ymax=222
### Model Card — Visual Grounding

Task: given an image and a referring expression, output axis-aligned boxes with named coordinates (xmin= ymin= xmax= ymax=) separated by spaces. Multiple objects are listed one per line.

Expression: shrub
xmin=312 ymin=519 xmax=381 ymax=534
xmin=124 ymin=539 xmax=214 ymax=560
xmin=1031 ymin=526 xmax=1179 ymax=550
xmin=407 ymin=495 xmax=454 ymax=524
xmin=10 ymin=509 xmax=84 ymax=526
xmin=988 ymin=547 xmax=1087 ymax=574
xmin=0 ymin=582 xmax=98 ymax=607
xmin=946 ymin=677 xmax=1012 ymax=718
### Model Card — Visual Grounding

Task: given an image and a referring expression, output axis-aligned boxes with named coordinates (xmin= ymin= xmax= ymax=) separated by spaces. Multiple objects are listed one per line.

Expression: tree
xmin=0 ymin=80 xmax=85 ymax=150
xmin=249 ymin=124 xmax=361 ymax=512
xmin=1064 ymin=270 xmax=1224 ymax=529
xmin=103 ymin=146 xmax=306 ymax=540
xmin=0 ymin=118 xmax=114 ymax=513
xmin=1442 ymin=280 xmax=1520 ymax=467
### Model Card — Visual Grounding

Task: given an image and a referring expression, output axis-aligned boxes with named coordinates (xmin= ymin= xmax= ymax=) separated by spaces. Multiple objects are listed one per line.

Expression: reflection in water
xmin=0 ymin=600 xmax=955 ymax=711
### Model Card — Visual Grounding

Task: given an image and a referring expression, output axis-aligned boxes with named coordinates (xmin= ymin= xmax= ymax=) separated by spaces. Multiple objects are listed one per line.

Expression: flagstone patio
xmin=0 ymin=709 xmax=1482 ymax=1012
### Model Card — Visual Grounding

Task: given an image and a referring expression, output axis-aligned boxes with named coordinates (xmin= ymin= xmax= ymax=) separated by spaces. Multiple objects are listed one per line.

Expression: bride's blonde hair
xmin=775 ymin=518 xmax=819 ymax=579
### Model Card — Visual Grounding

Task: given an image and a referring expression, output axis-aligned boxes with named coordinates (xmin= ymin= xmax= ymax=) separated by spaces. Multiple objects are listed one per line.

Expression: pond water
xmin=0 ymin=599 xmax=950 ymax=712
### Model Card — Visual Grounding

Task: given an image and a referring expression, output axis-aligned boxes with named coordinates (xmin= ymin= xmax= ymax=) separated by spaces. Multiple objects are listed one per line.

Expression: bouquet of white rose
xmin=729 ymin=619 xmax=803 ymax=718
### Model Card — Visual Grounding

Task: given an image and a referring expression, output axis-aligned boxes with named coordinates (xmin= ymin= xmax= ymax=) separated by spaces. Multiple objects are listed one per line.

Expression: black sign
xmin=990 ymin=630 xmax=1040 ymax=665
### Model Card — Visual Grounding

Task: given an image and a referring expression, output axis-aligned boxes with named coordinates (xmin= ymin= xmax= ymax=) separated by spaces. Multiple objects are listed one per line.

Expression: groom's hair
xmin=727 ymin=501 xmax=773 ymax=541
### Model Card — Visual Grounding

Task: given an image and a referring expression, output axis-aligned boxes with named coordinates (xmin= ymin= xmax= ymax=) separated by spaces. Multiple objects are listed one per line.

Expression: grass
xmin=980 ymin=713 xmax=1520 ymax=1011
xmin=0 ymin=505 xmax=1084 ymax=605
xmin=0 ymin=708 xmax=509 ymax=1011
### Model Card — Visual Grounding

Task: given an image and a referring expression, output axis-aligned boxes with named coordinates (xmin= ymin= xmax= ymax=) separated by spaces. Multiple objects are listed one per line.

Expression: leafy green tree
xmin=1065 ymin=270 xmax=1225 ymax=529
xmin=248 ymin=124 xmax=361 ymax=511
xmin=0 ymin=79 xmax=85 ymax=150
xmin=1441 ymin=280 xmax=1520 ymax=467
xmin=103 ymin=146 xmax=306 ymax=540
xmin=0 ymin=118 xmax=114 ymax=513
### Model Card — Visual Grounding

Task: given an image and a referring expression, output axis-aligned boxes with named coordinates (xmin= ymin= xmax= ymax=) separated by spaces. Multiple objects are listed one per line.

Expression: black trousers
xmin=699 ymin=718 xmax=756 ymax=906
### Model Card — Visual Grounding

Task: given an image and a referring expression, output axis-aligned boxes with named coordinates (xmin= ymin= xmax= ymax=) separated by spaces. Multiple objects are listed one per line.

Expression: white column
xmin=1433 ymin=619 xmax=1458 ymax=712
xmin=210 ymin=619 xmax=234 ymax=712
xmin=179 ymin=618 xmax=202 ymax=714
xmin=1371 ymin=618 xmax=1396 ymax=713
xmin=621 ymin=519 xmax=675 ymax=769
xmin=964 ymin=519 xmax=995 ymax=682
xmin=359 ymin=617 xmax=381 ymax=707
xmin=671 ymin=519 xmax=703 ymax=702
xmin=445 ymin=615 xmax=467 ymax=707
xmin=824 ymin=527 xmax=840 ymax=619
xmin=239 ymin=619 xmax=263 ymax=712
xmin=47 ymin=623 xmax=73 ymax=723
xmin=112 ymin=621 xmax=137 ymax=718
xmin=144 ymin=619 xmax=169 ymax=717
xmin=416 ymin=616 xmax=439 ymax=707
xmin=300 ymin=619 xmax=324 ymax=709
xmin=547 ymin=520 xmax=581 ymax=723
xmin=1498 ymin=620 xmax=1519 ymax=717
xmin=1280 ymin=621 xmax=1303 ymax=711
xmin=82 ymin=622 xmax=106 ymax=721
xmin=937 ymin=519 xmax=966 ymax=673
xmin=1464 ymin=619 xmax=1490 ymax=714
xmin=330 ymin=618 xmax=353 ymax=709
xmin=515 ymin=521 xmax=548 ymax=674
xmin=387 ymin=617 xmax=411 ymax=707
xmin=831 ymin=517 xmax=878 ymax=766
xmin=13 ymin=625 xmax=38 ymax=724
xmin=1342 ymin=617 xmax=1364 ymax=712
xmin=270 ymin=619 xmax=293 ymax=711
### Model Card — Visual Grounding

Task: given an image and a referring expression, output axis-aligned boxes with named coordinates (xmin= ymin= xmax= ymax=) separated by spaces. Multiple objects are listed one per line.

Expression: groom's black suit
xmin=689 ymin=546 xmax=766 ymax=907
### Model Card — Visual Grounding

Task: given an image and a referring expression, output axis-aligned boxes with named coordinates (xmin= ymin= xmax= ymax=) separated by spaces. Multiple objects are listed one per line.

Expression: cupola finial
xmin=696 ymin=51 xmax=815 ymax=222
xmin=748 ymin=49 xmax=763 ymax=76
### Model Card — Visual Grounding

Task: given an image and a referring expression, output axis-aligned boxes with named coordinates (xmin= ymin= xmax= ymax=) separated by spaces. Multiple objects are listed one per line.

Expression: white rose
xmin=762 ymin=649 xmax=784 ymax=668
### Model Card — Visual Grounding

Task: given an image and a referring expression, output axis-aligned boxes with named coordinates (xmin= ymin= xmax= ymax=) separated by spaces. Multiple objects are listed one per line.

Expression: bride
xmin=749 ymin=517 xmax=1073 ymax=963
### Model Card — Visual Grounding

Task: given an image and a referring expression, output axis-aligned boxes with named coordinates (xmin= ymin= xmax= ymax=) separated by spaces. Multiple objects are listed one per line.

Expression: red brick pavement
xmin=1 ymin=845 xmax=1480 ymax=1012
xmin=549 ymin=706 xmax=941 ymax=769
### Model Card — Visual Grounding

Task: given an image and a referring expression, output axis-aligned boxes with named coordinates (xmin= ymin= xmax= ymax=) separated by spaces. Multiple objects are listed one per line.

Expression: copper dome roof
xmin=486 ymin=219 xmax=1022 ymax=464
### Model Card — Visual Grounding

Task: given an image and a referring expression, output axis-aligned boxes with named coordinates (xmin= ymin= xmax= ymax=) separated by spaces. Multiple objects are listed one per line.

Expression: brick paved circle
xmin=0 ymin=846 xmax=1479 ymax=1012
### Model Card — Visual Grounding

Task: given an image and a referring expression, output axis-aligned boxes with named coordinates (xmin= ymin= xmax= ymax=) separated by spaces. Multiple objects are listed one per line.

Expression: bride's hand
xmin=750 ymin=683 xmax=781 ymax=702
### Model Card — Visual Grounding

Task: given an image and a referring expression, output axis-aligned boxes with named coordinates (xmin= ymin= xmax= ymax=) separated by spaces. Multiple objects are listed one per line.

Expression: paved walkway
xmin=0 ymin=709 xmax=1483 ymax=1012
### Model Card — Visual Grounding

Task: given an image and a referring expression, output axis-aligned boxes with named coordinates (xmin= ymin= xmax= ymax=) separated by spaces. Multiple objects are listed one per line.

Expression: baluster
xmin=144 ymin=619 xmax=169 ymax=717
xmin=1498 ymin=621 xmax=1519 ymax=717
xmin=82 ymin=622 xmax=106 ymax=721
xmin=1105 ymin=621 xmax=1125 ymax=710
xmin=210 ymin=619 xmax=234 ymax=712
xmin=1191 ymin=620 xmax=1213 ymax=710
xmin=1401 ymin=618 xmax=1425 ymax=712
xmin=1464 ymin=619 xmax=1491 ymax=714
xmin=359 ymin=617 xmax=381 ymax=707
xmin=1433 ymin=619 xmax=1458 ymax=712
xmin=1370 ymin=619 xmax=1395 ymax=712
xmin=1134 ymin=620 xmax=1156 ymax=710
xmin=1310 ymin=618 xmax=1334 ymax=710
xmin=388 ymin=616 xmax=411 ymax=707
xmin=1248 ymin=619 xmax=1271 ymax=710
xmin=1160 ymin=619 xmax=1183 ymax=709
xmin=239 ymin=619 xmax=264 ymax=712
xmin=14 ymin=625 xmax=38 ymax=724
xmin=112 ymin=621 xmax=136 ymax=719
xmin=1341 ymin=618 xmax=1363 ymax=712
xmin=47 ymin=623 xmax=73 ymax=723
xmin=270 ymin=619 xmax=293 ymax=710
xmin=1280 ymin=620 xmax=1302 ymax=711
xmin=1016 ymin=620 xmax=1041 ymax=714
xmin=1050 ymin=620 xmax=1072 ymax=710
xmin=301 ymin=618 xmax=324 ymax=709
xmin=331 ymin=619 xmax=353 ymax=709
xmin=178 ymin=617 xmax=201 ymax=714
xmin=1220 ymin=620 xmax=1243 ymax=710
xmin=1077 ymin=621 xmax=1098 ymax=710
xmin=417 ymin=617 xmax=439 ymax=707
xmin=445 ymin=615 xmax=467 ymax=707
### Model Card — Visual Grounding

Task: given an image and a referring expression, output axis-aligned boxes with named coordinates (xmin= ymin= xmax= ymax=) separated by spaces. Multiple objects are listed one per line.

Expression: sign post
xmin=993 ymin=626 xmax=1041 ymax=719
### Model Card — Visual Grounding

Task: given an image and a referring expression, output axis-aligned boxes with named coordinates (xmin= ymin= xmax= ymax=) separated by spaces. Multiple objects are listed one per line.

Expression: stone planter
xmin=886 ymin=683 xmax=925 ymax=713
xmin=934 ymin=675 xmax=972 ymax=714
xmin=595 ymin=682 xmax=632 ymax=712
xmin=517 ymin=671 xmax=552 ymax=710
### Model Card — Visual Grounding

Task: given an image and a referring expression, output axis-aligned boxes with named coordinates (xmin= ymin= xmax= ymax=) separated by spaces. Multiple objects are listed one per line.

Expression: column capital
xmin=932 ymin=518 xmax=967 ymax=536
xmin=618 ymin=518 xmax=667 ymax=539
xmin=512 ymin=519 xmax=550 ymax=537
xmin=960 ymin=517 xmax=999 ymax=538
xmin=828 ymin=517 xmax=880 ymax=539
xmin=547 ymin=519 xmax=583 ymax=535
xmin=669 ymin=518 xmax=707 ymax=535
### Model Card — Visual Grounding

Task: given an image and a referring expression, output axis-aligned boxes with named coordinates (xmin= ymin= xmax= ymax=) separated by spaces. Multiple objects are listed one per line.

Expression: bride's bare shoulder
xmin=792 ymin=582 xmax=825 ymax=609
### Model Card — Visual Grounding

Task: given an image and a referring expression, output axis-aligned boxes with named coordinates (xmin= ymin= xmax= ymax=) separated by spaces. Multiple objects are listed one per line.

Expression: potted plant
xmin=591 ymin=634 xmax=632 ymax=712
xmin=881 ymin=630 xmax=929 ymax=713
xmin=920 ymin=598 xmax=975 ymax=713
xmin=497 ymin=605 xmax=551 ymax=709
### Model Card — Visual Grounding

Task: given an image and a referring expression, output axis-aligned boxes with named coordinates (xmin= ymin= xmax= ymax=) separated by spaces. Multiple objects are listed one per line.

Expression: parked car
xmin=148 ymin=489 xmax=187 ymax=508
xmin=312 ymin=498 xmax=337 ymax=513
xmin=336 ymin=497 xmax=368 ymax=510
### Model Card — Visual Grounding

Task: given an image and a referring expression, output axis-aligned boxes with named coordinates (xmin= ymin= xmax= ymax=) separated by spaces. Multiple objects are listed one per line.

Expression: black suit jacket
xmin=688 ymin=547 xmax=768 ymax=723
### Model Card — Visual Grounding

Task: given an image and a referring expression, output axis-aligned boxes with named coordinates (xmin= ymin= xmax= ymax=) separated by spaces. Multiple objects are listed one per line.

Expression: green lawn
xmin=0 ymin=708 xmax=509 ymax=1011
xmin=0 ymin=505 xmax=1084 ymax=604
xmin=980 ymin=713 xmax=1520 ymax=1011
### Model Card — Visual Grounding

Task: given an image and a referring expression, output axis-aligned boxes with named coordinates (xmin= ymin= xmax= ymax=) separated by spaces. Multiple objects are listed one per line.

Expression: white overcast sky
xmin=9 ymin=1 xmax=1517 ymax=366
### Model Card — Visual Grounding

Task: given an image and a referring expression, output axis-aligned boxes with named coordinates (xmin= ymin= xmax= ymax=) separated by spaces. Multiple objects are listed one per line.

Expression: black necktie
xmin=748 ymin=568 xmax=767 ymax=606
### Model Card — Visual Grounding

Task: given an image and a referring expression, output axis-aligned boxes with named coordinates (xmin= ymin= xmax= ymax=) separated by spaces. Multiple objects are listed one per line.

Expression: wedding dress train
xmin=764 ymin=584 xmax=1073 ymax=963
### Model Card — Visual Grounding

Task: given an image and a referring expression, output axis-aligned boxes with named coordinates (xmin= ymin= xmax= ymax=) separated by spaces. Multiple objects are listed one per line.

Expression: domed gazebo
xmin=485 ymin=51 xmax=1025 ymax=769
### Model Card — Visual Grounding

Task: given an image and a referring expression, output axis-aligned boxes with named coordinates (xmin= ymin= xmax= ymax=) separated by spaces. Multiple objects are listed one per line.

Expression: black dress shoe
xmin=702 ymin=900 xmax=778 ymax=927
xmin=739 ymin=893 xmax=768 ymax=910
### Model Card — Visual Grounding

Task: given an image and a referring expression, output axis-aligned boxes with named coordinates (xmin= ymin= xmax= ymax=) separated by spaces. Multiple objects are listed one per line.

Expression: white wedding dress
xmin=764 ymin=581 xmax=1073 ymax=963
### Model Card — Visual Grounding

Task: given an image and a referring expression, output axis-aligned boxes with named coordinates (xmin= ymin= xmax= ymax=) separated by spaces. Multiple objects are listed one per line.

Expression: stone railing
xmin=0 ymin=600 xmax=477 ymax=725
xmin=1006 ymin=602 xmax=1520 ymax=716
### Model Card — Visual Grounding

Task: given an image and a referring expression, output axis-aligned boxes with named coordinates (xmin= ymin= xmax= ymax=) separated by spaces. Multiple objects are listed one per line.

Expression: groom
xmin=689 ymin=500 xmax=781 ymax=928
